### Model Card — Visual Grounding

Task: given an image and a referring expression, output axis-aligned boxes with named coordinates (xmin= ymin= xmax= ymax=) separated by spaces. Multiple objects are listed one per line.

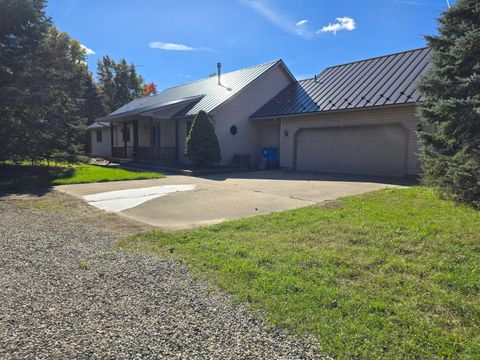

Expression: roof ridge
xmin=322 ymin=47 xmax=430 ymax=72
xmin=157 ymin=59 xmax=281 ymax=92
xmin=295 ymin=47 xmax=430 ymax=83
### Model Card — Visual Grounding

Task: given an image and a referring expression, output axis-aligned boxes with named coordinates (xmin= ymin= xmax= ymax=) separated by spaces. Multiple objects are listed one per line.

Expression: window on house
xmin=186 ymin=120 xmax=193 ymax=136
xmin=96 ymin=130 xmax=102 ymax=142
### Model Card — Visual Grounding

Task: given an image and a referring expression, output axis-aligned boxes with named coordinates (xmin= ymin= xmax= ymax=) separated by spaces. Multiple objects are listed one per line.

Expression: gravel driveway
xmin=0 ymin=192 xmax=324 ymax=359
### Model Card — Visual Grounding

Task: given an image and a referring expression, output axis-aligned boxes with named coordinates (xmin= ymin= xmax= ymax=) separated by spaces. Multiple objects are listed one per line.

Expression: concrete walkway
xmin=56 ymin=170 xmax=404 ymax=230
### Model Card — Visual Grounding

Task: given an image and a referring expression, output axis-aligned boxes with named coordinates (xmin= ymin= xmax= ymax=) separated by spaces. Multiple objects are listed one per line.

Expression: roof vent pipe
xmin=217 ymin=62 xmax=221 ymax=85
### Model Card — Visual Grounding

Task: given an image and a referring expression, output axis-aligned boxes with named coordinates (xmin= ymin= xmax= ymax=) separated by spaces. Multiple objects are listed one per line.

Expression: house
xmin=90 ymin=47 xmax=431 ymax=178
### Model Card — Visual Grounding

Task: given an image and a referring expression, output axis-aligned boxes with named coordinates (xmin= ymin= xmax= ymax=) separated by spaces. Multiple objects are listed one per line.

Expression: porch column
xmin=123 ymin=122 xmax=128 ymax=158
xmin=175 ymin=119 xmax=179 ymax=161
xmin=133 ymin=119 xmax=139 ymax=161
xmin=110 ymin=122 xmax=114 ymax=158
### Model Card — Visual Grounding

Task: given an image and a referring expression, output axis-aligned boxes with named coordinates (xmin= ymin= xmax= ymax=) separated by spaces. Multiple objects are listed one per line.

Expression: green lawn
xmin=0 ymin=163 xmax=164 ymax=191
xmin=120 ymin=187 xmax=480 ymax=359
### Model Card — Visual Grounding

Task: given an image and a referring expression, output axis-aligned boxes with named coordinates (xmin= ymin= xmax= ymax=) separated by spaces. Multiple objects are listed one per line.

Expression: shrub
xmin=184 ymin=111 xmax=221 ymax=165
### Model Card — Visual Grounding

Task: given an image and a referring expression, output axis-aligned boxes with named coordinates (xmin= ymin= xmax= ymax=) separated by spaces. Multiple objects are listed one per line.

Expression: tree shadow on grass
xmin=0 ymin=164 xmax=74 ymax=197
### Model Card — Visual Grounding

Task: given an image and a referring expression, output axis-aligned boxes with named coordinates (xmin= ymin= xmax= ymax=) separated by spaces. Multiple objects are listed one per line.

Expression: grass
xmin=119 ymin=187 xmax=480 ymax=359
xmin=0 ymin=163 xmax=164 ymax=191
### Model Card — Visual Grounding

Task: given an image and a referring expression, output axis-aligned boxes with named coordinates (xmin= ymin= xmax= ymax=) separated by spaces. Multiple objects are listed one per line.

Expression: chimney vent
xmin=217 ymin=62 xmax=222 ymax=85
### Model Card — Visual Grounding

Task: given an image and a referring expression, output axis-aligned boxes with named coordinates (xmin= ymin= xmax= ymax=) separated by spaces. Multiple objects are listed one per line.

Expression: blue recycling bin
xmin=262 ymin=147 xmax=278 ymax=168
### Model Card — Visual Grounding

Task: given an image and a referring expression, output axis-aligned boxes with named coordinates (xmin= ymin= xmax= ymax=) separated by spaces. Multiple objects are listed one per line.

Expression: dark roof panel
xmin=251 ymin=47 xmax=431 ymax=119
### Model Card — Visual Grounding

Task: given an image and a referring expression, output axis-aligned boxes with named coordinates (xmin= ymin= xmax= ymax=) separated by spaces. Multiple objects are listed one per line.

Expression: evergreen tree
xmin=0 ymin=0 xmax=50 ymax=161
xmin=185 ymin=111 xmax=221 ymax=165
xmin=417 ymin=0 xmax=480 ymax=207
xmin=0 ymin=0 xmax=94 ymax=163
xmin=97 ymin=56 xmax=144 ymax=113
xmin=21 ymin=27 xmax=92 ymax=162
xmin=83 ymin=73 xmax=105 ymax=125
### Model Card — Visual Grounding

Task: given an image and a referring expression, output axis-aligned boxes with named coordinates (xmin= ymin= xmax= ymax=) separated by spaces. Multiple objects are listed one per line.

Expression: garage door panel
xmin=295 ymin=125 xmax=407 ymax=177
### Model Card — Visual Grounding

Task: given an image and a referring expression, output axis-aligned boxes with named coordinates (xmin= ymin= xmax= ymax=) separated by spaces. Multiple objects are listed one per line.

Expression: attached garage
xmin=250 ymin=47 xmax=431 ymax=178
xmin=295 ymin=124 xmax=408 ymax=177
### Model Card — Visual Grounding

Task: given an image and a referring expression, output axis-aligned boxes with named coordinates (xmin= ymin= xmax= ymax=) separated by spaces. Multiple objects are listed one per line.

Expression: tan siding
xmin=280 ymin=105 xmax=421 ymax=175
xmin=90 ymin=127 xmax=111 ymax=157
xmin=160 ymin=119 xmax=176 ymax=147
xmin=211 ymin=65 xmax=292 ymax=166
xmin=257 ymin=120 xmax=281 ymax=149
xmin=138 ymin=119 xmax=151 ymax=147
xmin=177 ymin=117 xmax=192 ymax=164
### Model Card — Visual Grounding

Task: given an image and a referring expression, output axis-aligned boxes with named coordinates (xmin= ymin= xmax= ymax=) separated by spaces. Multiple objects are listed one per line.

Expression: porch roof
xmin=98 ymin=95 xmax=205 ymax=122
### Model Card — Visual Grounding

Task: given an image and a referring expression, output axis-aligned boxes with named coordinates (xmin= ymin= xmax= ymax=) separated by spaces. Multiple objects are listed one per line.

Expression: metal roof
xmin=251 ymin=47 xmax=431 ymax=119
xmin=87 ymin=122 xmax=110 ymax=129
xmin=102 ymin=60 xmax=290 ymax=120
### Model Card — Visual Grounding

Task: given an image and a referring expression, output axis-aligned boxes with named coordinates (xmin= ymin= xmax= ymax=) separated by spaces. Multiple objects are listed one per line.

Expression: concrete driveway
xmin=55 ymin=170 xmax=404 ymax=230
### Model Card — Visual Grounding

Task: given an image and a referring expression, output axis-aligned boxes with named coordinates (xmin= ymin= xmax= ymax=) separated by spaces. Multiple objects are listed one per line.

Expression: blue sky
xmin=47 ymin=0 xmax=453 ymax=90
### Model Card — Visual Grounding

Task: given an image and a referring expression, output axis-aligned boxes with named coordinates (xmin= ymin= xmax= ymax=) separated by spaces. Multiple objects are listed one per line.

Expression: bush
xmin=184 ymin=111 xmax=221 ymax=165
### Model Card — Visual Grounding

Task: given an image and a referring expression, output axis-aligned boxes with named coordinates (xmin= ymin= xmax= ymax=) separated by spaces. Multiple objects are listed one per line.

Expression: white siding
xmin=211 ymin=65 xmax=292 ymax=166
xmin=279 ymin=105 xmax=421 ymax=176
xmin=90 ymin=127 xmax=111 ymax=158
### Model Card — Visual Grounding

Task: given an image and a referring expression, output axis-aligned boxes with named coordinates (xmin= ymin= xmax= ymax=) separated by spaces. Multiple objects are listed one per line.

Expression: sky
xmin=46 ymin=0 xmax=453 ymax=91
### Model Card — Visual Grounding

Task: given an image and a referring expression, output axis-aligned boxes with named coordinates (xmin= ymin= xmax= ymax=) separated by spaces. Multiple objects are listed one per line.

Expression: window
xmin=96 ymin=130 xmax=102 ymax=142
xmin=186 ymin=120 xmax=193 ymax=136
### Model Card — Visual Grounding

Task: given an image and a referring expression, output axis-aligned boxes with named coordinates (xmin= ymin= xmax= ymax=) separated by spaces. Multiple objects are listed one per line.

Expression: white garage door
xmin=295 ymin=125 xmax=407 ymax=177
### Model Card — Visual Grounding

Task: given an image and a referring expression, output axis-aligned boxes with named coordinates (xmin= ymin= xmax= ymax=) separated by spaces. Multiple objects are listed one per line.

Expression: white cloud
xmin=239 ymin=0 xmax=312 ymax=38
xmin=149 ymin=41 xmax=212 ymax=52
xmin=296 ymin=19 xmax=308 ymax=26
xmin=80 ymin=44 xmax=95 ymax=55
xmin=318 ymin=17 xmax=356 ymax=35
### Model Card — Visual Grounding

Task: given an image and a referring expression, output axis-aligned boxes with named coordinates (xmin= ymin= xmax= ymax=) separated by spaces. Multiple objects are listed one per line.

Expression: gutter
xmin=249 ymin=102 xmax=419 ymax=121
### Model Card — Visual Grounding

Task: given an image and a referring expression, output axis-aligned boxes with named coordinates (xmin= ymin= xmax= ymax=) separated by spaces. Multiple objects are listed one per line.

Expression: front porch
xmin=108 ymin=116 xmax=178 ymax=162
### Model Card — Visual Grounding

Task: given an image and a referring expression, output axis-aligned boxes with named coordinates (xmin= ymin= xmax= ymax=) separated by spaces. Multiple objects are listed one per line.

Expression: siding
xmin=90 ymin=127 xmax=111 ymax=157
xmin=280 ymin=105 xmax=421 ymax=175
xmin=211 ymin=65 xmax=292 ymax=166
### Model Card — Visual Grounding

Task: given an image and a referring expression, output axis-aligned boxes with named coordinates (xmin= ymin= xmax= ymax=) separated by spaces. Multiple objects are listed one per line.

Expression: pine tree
xmin=417 ymin=0 xmax=480 ymax=207
xmin=97 ymin=56 xmax=144 ymax=113
xmin=0 ymin=0 xmax=50 ymax=161
xmin=184 ymin=111 xmax=221 ymax=165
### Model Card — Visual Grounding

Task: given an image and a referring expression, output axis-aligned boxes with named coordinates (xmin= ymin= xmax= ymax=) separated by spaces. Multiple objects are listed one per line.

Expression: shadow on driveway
xmin=201 ymin=169 xmax=418 ymax=186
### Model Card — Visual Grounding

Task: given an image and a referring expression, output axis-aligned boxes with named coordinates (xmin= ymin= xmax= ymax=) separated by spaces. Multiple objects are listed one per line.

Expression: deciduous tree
xmin=143 ymin=82 xmax=158 ymax=96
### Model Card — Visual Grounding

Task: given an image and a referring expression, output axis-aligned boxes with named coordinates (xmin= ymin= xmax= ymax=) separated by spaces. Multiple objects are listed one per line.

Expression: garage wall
xmin=279 ymin=105 xmax=421 ymax=176
xmin=257 ymin=120 xmax=281 ymax=150
xmin=211 ymin=65 xmax=293 ymax=166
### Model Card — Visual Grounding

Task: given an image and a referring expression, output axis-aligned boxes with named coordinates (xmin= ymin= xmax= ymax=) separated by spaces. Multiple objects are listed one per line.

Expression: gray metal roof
xmin=87 ymin=122 xmax=110 ymax=129
xmin=102 ymin=60 xmax=290 ymax=120
xmin=251 ymin=47 xmax=431 ymax=119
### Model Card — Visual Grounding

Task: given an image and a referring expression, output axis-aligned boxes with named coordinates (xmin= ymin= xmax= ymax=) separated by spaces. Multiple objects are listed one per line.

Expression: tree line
xmin=0 ymin=0 xmax=156 ymax=163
